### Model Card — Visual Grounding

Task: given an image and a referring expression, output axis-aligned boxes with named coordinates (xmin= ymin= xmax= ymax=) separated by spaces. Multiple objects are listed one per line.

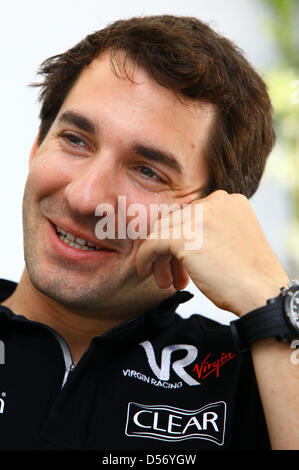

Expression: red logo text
xmin=192 ymin=352 xmax=236 ymax=380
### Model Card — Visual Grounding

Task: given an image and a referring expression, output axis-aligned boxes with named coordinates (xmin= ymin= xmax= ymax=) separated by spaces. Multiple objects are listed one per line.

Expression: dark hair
xmin=32 ymin=15 xmax=275 ymax=198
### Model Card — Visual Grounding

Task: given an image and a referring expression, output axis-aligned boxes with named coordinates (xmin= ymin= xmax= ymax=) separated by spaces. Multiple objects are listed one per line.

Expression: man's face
xmin=23 ymin=51 xmax=215 ymax=318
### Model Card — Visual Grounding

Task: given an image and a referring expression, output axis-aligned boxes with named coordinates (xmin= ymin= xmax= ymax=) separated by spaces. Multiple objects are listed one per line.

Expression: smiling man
xmin=20 ymin=51 xmax=213 ymax=339
xmin=0 ymin=15 xmax=298 ymax=451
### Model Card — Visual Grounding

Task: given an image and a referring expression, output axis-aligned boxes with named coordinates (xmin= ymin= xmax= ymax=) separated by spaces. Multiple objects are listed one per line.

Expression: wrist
xmin=230 ymin=279 xmax=299 ymax=352
xmin=233 ymin=277 xmax=290 ymax=318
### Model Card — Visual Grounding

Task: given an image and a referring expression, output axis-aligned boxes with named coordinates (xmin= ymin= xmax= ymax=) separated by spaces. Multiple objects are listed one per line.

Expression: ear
xmin=29 ymin=134 xmax=40 ymax=168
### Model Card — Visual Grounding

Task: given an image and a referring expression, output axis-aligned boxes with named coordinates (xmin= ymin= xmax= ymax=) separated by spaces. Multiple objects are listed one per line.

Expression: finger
xmin=136 ymin=238 xmax=173 ymax=278
xmin=152 ymin=254 xmax=173 ymax=289
xmin=171 ymin=257 xmax=190 ymax=290
xmin=151 ymin=205 xmax=193 ymax=234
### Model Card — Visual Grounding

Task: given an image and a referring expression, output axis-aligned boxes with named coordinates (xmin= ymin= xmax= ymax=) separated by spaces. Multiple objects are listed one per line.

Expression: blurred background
xmin=0 ymin=0 xmax=298 ymax=324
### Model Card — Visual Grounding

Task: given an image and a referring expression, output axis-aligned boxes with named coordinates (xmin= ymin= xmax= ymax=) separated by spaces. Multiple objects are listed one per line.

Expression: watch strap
xmin=230 ymin=296 xmax=293 ymax=352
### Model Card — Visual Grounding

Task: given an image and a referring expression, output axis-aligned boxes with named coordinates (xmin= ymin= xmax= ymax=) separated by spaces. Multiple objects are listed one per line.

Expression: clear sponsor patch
xmin=125 ymin=401 xmax=226 ymax=445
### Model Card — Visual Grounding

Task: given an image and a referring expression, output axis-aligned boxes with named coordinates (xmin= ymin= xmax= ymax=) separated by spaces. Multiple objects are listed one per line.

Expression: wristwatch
xmin=230 ymin=280 xmax=299 ymax=351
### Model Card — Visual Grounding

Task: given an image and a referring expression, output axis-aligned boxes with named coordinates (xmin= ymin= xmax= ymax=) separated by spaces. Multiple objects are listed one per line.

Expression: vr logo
xmin=140 ymin=341 xmax=200 ymax=386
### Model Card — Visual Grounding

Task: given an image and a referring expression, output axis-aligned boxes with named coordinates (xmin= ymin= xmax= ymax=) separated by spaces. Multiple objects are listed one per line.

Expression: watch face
xmin=287 ymin=290 xmax=299 ymax=331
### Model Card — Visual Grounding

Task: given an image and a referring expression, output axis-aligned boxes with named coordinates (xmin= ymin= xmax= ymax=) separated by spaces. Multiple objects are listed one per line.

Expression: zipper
xmin=7 ymin=308 xmax=75 ymax=389
xmin=46 ymin=330 xmax=79 ymax=388
xmin=52 ymin=316 xmax=140 ymax=387
xmin=60 ymin=361 xmax=78 ymax=387
xmin=8 ymin=305 xmax=141 ymax=388
xmin=69 ymin=362 xmax=77 ymax=372
xmin=49 ymin=329 xmax=74 ymax=388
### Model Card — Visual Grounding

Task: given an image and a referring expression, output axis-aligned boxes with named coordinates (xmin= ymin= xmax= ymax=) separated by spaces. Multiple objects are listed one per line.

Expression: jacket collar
xmin=0 ymin=278 xmax=194 ymax=344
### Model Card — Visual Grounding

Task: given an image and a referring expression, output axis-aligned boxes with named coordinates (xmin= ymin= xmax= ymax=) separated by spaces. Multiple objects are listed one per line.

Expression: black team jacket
xmin=0 ymin=279 xmax=270 ymax=450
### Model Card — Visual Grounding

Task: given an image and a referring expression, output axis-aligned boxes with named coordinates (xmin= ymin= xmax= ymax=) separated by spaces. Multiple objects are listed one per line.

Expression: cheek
xmin=28 ymin=152 xmax=73 ymax=200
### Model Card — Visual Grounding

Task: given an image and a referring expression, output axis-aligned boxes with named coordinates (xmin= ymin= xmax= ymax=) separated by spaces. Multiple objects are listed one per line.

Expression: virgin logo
xmin=140 ymin=341 xmax=200 ymax=386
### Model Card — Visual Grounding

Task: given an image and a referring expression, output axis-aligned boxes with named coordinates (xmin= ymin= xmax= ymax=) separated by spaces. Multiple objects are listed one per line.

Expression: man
xmin=0 ymin=15 xmax=298 ymax=450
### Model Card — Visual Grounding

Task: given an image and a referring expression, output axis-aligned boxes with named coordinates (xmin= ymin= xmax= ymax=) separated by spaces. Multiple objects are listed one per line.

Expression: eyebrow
xmin=57 ymin=110 xmax=184 ymax=176
xmin=57 ymin=110 xmax=100 ymax=135
xmin=131 ymin=144 xmax=184 ymax=176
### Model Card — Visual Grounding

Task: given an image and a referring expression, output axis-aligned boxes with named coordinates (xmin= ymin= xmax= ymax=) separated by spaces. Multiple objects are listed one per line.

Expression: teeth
xmin=75 ymin=237 xmax=86 ymax=246
xmin=66 ymin=233 xmax=75 ymax=241
xmin=56 ymin=226 xmax=101 ymax=251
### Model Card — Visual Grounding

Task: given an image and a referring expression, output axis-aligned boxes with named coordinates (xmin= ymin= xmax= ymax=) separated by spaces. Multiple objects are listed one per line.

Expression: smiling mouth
xmin=55 ymin=226 xmax=104 ymax=251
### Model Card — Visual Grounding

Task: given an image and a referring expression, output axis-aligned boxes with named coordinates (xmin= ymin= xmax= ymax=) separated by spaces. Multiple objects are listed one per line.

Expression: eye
xmin=136 ymin=165 xmax=165 ymax=183
xmin=58 ymin=131 xmax=91 ymax=151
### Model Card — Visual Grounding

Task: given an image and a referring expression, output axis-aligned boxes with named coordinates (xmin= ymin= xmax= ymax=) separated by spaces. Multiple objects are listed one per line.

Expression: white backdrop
xmin=0 ymin=0 xmax=289 ymax=324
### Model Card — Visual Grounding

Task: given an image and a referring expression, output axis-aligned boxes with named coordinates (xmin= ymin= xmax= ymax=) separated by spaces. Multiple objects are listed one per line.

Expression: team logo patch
xmin=140 ymin=341 xmax=200 ymax=386
xmin=123 ymin=342 xmax=237 ymax=389
xmin=125 ymin=401 xmax=226 ymax=445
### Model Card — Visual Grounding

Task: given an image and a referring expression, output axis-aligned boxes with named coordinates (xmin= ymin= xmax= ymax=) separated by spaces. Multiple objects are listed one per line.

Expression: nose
xmin=64 ymin=154 xmax=119 ymax=217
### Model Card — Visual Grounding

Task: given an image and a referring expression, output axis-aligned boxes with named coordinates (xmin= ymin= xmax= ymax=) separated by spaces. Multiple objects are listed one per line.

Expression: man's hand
xmin=136 ymin=190 xmax=290 ymax=317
